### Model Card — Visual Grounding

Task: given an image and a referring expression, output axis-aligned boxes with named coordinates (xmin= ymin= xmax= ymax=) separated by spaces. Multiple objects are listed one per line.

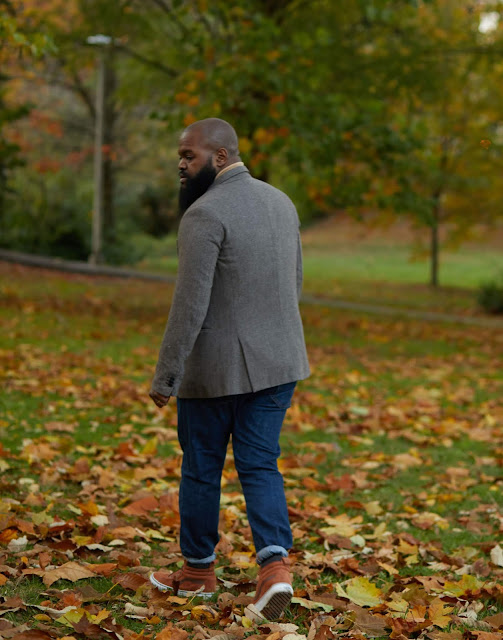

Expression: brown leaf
xmin=156 ymin=624 xmax=189 ymax=640
xmin=350 ymin=605 xmax=388 ymax=637
xmin=71 ymin=615 xmax=105 ymax=639
xmin=38 ymin=551 xmax=51 ymax=570
xmin=113 ymin=572 xmax=148 ymax=591
xmin=108 ymin=526 xmax=141 ymax=539
xmin=0 ymin=623 xmax=30 ymax=639
xmin=86 ymin=563 xmax=118 ymax=577
xmin=11 ymin=631 xmax=53 ymax=640
xmin=39 ymin=561 xmax=97 ymax=586
xmin=484 ymin=613 xmax=503 ymax=630
xmin=122 ymin=495 xmax=159 ymax=516
xmin=306 ymin=594 xmax=348 ymax=611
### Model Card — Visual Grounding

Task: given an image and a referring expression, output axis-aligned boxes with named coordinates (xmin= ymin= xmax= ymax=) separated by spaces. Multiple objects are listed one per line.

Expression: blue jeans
xmin=176 ymin=381 xmax=296 ymax=566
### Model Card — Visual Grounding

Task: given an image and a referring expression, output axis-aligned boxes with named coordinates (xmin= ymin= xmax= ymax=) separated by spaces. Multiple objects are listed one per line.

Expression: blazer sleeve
xmin=151 ymin=207 xmax=224 ymax=397
xmin=296 ymin=229 xmax=303 ymax=303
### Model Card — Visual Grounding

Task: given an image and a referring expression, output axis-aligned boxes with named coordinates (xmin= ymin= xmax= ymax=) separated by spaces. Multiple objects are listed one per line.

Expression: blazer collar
xmin=213 ymin=164 xmax=250 ymax=185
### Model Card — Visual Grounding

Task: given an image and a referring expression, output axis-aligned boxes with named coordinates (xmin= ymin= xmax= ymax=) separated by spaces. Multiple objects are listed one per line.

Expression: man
xmin=149 ymin=118 xmax=310 ymax=620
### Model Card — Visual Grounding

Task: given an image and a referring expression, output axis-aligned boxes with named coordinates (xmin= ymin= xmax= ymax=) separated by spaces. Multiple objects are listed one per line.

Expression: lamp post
xmin=87 ymin=34 xmax=112 ymax=265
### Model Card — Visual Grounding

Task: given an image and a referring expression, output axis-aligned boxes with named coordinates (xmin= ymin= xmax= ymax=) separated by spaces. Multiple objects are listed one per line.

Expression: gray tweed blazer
xmin=151 ymin=165 xmax=310 ymax=398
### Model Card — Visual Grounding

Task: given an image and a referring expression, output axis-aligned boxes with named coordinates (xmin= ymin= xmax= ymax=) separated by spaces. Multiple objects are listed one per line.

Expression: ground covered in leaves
xmin=0 ymin=262 xmax=502 ymax=640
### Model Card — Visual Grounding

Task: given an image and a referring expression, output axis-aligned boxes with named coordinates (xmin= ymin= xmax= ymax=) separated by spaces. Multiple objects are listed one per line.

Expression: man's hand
xmin=149 ymin=390 xmax=170 ymax=408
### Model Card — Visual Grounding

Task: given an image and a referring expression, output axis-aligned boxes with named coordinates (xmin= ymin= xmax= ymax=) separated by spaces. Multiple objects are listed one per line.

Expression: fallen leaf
xmin=490 ymin=545 xmax=503 ymax=567
xmin=291 ymin=597 xmax=334 ymax=612
xmin=156 ymin=624 xmax=189 ymax=640
xmin=40 ymin=561 xmax=97 ymax=587
xmin=336 ymin=577 xmax=382 ymax=607
xmin=191 ymin=604 xmax=220 ymax=624
xmin=122 ymin=495 xmax=159 ymax=516
xmin=429 ymin=598 xmax=454 ymax=629
xmin=113 ymin=572 xmax=148 ymax=591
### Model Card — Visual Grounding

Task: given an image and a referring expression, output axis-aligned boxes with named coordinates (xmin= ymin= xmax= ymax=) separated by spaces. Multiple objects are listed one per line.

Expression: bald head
xmin=183 ymin=118 xmax=240 ymax=160
xmin=177 ymin=118 xmax=242 ymax=214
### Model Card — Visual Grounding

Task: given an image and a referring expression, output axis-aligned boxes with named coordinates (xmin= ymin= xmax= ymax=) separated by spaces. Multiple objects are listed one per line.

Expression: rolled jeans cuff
xmin=184 ymin=553 xmax=216 ymax=565
xmin=256 ymin=545 xmax=288 ymax=566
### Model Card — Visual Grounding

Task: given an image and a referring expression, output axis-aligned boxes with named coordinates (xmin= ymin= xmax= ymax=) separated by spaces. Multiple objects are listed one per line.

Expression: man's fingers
xmin=149 ymin=390 xmax=169 ymax=408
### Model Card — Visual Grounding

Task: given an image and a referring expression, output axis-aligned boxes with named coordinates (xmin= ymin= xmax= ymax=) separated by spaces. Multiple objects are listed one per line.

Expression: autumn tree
xmin=0 ymin=0 xmax=53 ymax=225
xmin=383 ymin=0 xmax=503 ymax=287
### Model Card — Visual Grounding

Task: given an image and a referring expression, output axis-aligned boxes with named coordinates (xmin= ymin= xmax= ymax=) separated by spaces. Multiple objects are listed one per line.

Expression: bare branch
xmin=114 ymin=42 xmax=178 ymax=76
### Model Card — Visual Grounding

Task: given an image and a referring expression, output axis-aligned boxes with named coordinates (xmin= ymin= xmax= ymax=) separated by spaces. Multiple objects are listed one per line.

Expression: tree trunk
xmin=430 ymin=194 xmax=441 ymax=288
xmin=103 ymin=49 xmax=116 ymax=242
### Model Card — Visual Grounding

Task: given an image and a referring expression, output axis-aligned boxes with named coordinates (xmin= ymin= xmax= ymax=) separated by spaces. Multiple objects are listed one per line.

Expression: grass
xmin=135 ymin=215 xmax=503 ymax=315
xmin=0 ymin=261 xmax=502 ymax=639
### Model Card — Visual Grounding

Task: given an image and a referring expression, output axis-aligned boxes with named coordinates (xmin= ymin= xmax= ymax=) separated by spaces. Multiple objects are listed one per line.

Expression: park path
xmin=1 ymin=248 xmax=502 ymax=329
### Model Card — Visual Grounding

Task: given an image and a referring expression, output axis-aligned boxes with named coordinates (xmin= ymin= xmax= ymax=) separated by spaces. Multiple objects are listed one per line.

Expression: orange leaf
xmin=156 ymin=624 xmax=189 ymax=640
xmin=86 ymin=563 xmax=117 ymax=577
xmin=113 ymin=572 xmax=148 ymax=591
xmin=122 ymin=496 xmax=159 ymax=516
xmin=428 ymin=598 xmax=454 ymax=629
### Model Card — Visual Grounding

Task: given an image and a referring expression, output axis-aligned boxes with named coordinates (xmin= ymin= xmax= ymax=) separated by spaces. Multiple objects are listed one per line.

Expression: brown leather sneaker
xmin=252 ymin=557 xmax=293 ymax=620
xmin=149 ymin=562 xmax=216 ymax=598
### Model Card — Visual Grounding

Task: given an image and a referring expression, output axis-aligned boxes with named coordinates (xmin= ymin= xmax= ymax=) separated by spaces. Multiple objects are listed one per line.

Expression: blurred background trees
xmin=1 ymin=0 xmax=502 ymax=286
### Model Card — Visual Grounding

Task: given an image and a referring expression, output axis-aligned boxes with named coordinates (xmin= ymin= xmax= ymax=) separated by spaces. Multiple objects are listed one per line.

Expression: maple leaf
xmin=24 ymin=561 xmax=97 ymax=587
xmin=428 ymin=598 xmax=455 ymax=629
xmin=444 ymin=574 xmax=482 ymax=597
xmin=336 ymin=577 xmax=383 ymax=607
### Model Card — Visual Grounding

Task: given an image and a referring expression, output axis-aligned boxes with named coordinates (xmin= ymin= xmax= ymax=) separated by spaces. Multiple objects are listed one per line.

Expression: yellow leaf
xmin=377 ymin=561 xmax=398 ymax=575
xmin=345 ymin=577 xmax=383 ymax=607
xmin=387 ymin=593 xmax=409 ymax=614
xmin=34 ymin=614 xmax=52 ymax=622
xmin=444 ymin=574 xmax=481 ymax=596
xmin=55 ymin=608 xmax=85 ymax=626
xmin=141 ymin=436 xmax=158 ymax=456
xmin=89 ymin=608 xmax=110 ymax=624
xmin=242 ymin=616 xmax=253 ymax=628
xmin=291 ymin=596 xmax=333 ymax=612
xmin=405 ymin=553 xmax=419 ymax=566
xmin=429 ymin=598 xmax=454 ymax=629
xmin=191 ymin=605 xmax=219 ymax=624
xmin=364 ymin=501 xmax=383 ymax=516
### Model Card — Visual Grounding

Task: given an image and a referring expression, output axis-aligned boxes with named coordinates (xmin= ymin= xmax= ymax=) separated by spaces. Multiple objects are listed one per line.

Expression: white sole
xmin=253 ymin=583 xmax=293 ymax=620
xmin=149 ymin=572 xmax=214 ymax=598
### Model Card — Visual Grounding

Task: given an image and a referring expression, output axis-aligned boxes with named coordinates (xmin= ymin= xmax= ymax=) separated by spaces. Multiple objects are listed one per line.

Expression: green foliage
xmin=1 ymin=167 xmax=92 ymax=259
xmin=2 ymin=0 xmax=503 ymax=280
xmin=477 ymin=272 xmax=503 ymax=315
xmin=0 ymin=76 xmax=29 ymax=201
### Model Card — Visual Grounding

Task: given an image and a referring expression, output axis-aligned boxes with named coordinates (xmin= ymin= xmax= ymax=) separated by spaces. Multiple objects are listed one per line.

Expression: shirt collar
xmin=216 ymin=161 xmax=245 ymax=179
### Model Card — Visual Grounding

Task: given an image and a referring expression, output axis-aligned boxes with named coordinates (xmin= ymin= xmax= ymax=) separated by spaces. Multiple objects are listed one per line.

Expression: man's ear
xmin=215 ymin=147 xmax=228 ymax=167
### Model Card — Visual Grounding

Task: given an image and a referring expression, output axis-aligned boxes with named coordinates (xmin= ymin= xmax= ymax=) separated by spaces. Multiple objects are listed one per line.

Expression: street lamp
xmin=87 ymin=34 xmax=112 ymax=265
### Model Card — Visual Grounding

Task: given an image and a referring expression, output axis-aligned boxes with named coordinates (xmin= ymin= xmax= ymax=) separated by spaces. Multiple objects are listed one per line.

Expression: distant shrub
xmin=477 ymin=273 xmax=503 ymax=314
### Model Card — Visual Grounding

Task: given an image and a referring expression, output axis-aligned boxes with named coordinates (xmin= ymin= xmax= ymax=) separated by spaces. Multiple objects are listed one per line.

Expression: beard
xmin=179 ymin=159 xmax=217 ymax=215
